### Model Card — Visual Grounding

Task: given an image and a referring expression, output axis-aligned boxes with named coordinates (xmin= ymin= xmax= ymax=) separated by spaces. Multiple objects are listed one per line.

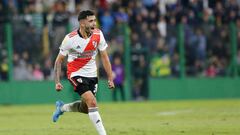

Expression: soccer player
xmin=52 ymin=10 xmax=115 ymax=135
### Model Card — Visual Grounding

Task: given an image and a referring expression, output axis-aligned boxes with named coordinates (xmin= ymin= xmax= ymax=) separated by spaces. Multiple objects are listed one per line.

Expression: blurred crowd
xmin=1 ymin=0 xmax=240 ymax=100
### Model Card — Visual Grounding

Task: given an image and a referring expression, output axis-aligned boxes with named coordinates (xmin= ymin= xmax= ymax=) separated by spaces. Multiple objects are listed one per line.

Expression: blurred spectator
xmin=166 ymin=17 xmax=177 ymax=56
xmin=0 ymin=58 xmax=8 ymax=81
xmin=14 ymin=59 xmax=33 ymax=80
xmin=132 ymin=55 xmax=149 ymax=100
xmin=114 ymin=7 xmax=128 ymax=23
xmin=52 ymin=0 xmax=69 ymax=56
xmin=150 ymin=39 xmax=171 ymax=77
xmin=142 ymin=0 xmax=157 ymax=11
xmin=32 ymin=63 xmax=44 ymax=81
xmin=112 ymin=53 xmax=125 ymax=102
xmin=205 ymin=63 xmax=217 ymax=78
xmin=100 ymin=10 xmax=114 ymax=39
xmin=0 ymin=1 xmax=6 ymax=23
xmin=157 ymin=16 xmax=167 ymax=38
xmin=171 ymin=53 xmax=180 ymax=77
xmin=23 ymin=1 xmax=43 ymax=33
xmin=69 ymin=3 xmax=81 ymax=30
xmin=42 ymin=58 xmax=54 ymax=80
xmin=195 ymin=28 xmax=206 ymax=61
xmin=0 ymin=0 xmax=239 ymax=83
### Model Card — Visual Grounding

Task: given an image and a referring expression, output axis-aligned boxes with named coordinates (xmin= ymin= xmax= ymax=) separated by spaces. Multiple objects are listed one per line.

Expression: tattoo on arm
xmin=54 ymin=60 xmax=62 ymax=84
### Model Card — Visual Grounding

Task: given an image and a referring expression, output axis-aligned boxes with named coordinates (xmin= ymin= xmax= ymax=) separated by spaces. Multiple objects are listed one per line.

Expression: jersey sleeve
xmin=59 ymin=35 xmax=71 ymax=56
xmin=98 ymin=30 xmax=108 ymax=51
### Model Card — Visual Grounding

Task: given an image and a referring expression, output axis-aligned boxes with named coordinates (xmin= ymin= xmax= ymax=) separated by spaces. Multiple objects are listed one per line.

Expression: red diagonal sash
xmin=67 ymin=29 xmax=100 ymax=78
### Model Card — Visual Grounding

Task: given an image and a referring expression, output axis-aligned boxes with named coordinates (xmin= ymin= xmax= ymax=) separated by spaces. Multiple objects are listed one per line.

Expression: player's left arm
xmin=100 ymin=50 xmax=115 ymax=89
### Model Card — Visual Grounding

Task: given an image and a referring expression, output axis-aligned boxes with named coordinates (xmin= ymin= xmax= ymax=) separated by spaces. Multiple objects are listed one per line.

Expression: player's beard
xmin=85 ymin=26 xmax=94 ymax=36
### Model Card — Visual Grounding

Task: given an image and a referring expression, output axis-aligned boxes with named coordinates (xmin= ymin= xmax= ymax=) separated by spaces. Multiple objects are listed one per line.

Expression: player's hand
xmin=108 ymin=80 xmax=115 ymax=89
xmin=55 ymin=82 xmax=63 ymax=91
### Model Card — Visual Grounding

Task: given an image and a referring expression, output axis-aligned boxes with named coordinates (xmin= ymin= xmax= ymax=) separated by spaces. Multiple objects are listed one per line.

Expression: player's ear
xmin=79 ymin=20 xmax=85 ymax=27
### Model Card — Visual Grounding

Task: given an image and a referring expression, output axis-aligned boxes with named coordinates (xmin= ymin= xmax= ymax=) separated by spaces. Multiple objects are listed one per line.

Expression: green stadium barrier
xmin=0 ymin=78 xmax=239 ymax=104
xmin=0 ymin=79 xmax=130 ymax=104
xmin=149 ymin=78 xmax=240 ymax=100
xmin=0 ymin=80 xmax=76 ymax=104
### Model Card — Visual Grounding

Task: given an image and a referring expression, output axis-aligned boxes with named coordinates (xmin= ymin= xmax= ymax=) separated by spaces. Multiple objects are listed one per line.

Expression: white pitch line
xmin=157 ymin=110 xmax=192 ymax=116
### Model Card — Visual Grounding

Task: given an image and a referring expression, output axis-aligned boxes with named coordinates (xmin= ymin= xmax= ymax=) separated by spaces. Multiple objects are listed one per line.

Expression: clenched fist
xmin=55 ymin=82 xmax=63 ymax=91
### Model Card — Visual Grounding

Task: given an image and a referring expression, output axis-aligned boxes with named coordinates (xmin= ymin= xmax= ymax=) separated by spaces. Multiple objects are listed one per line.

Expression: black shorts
xmin=68 ymin=76 xmax=98 ymax=96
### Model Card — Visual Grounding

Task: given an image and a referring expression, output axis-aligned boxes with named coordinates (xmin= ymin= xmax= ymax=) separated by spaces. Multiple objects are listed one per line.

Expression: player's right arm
xmin=54 ymin=53 xmax=65 ymax=91
xmin=54 ymin=35 xmax=71 ymax=91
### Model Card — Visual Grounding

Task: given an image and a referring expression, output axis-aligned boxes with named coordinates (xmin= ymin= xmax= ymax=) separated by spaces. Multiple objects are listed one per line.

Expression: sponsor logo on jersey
xmin=77 ymin=78 xmax=83 ymax=83
xmin=76 ymin=50 xmax=96 ymax=58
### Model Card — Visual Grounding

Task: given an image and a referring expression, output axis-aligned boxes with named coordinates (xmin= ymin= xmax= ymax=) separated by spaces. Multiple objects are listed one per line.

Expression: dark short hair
xmin=78 ymin=10 xmax=95 ymax=21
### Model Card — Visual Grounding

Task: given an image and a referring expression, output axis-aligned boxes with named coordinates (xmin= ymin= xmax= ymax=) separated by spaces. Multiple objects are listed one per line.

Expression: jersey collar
xmin=77 ymin=29 xmax=92 ymax=39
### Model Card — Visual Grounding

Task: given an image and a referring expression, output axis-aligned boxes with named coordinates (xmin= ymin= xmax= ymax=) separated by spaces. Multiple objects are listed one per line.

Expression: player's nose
xmin=93 ymin=21 xmax=97 ymax=27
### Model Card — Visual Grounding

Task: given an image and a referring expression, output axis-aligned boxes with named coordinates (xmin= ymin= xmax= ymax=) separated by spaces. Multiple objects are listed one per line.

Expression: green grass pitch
xmin=0 ymin=99 xmax=240 ymax=135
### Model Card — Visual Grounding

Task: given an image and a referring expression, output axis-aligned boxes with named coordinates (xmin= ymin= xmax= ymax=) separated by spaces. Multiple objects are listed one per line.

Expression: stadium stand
xmin=1 ymin=0 xmax=240 ymax=100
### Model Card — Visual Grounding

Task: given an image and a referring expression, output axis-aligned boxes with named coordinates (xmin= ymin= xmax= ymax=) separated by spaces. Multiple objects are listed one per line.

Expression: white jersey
xmin=59 ymin=29 xmax=108 ymax=78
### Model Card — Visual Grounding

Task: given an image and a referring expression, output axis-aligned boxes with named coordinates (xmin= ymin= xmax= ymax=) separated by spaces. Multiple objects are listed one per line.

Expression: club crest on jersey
xmin=92 ymin=41 xmax=97 ymax=48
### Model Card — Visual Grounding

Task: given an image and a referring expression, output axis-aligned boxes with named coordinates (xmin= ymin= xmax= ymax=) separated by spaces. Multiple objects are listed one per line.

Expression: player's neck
xmin=78 ymin=28 xmax=91 ymax=39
